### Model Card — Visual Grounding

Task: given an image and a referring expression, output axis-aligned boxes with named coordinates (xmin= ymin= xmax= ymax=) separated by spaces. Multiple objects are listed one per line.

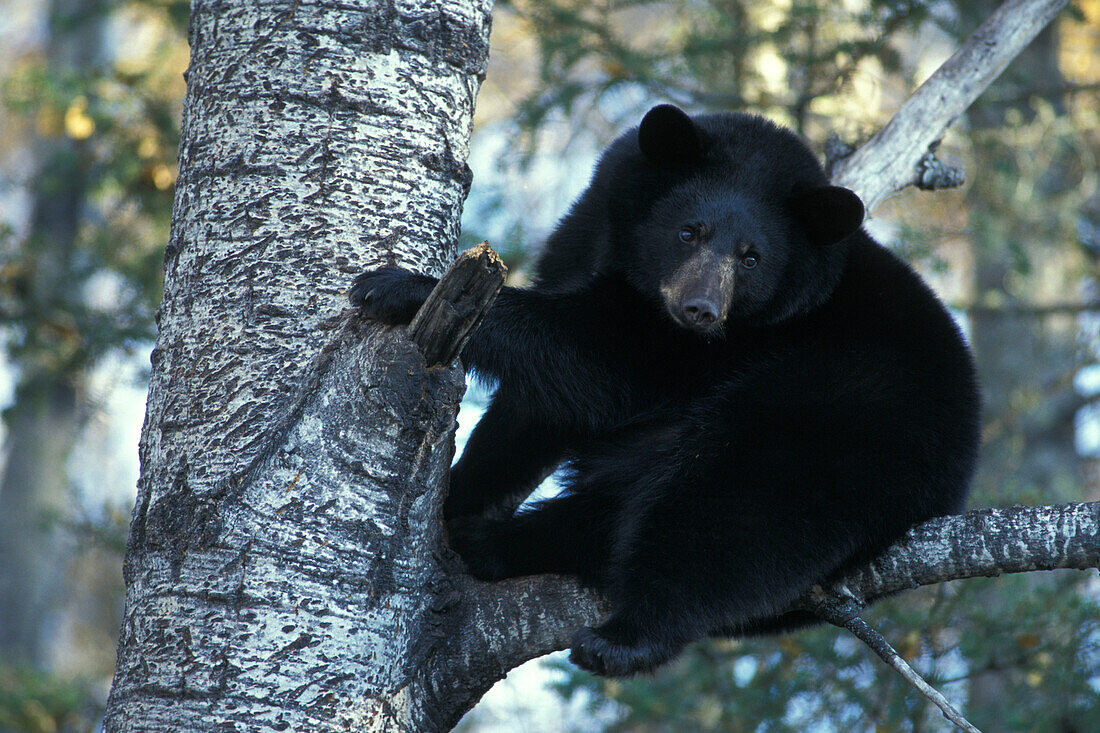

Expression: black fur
xmin=350 ymin=105 xmax=981 ymax=678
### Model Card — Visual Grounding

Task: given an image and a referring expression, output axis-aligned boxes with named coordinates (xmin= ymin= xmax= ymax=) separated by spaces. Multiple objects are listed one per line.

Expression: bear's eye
xmin=741 ymin=253 xmax=759 ymax=269
xmin=678 ymin=227 xmax=696 ymax=244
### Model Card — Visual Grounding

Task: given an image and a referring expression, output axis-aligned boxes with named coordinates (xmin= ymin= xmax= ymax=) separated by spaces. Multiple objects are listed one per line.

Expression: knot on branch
xmin=801 ymin=583 xmax=864 ymax=626
xmin=824 ymin=134 xmax=857 ymax=179
xmin=915 ymin=150 xmax=966 ymax=191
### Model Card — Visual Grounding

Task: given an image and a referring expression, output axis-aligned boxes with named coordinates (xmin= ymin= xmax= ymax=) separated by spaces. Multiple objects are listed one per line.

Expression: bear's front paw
xmin=447 ymin=516 xmax=511 ymax=581
xmin=570 ymin=624 xmax=679 ymax=677
xmin=349 ymin=268 xmax=437 ymax=325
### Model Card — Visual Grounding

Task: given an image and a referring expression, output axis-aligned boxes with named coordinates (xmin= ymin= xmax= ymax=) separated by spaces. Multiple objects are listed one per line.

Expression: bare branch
xmin=831 ymin=0 xmax=1070 ymax=211
xmin=849 ymin=616 xmax=980 ymax=732
xmin=800 ymin=585 xmax=979 ymax=731
xmin=827 ymin=502 xmax=1100 ymax=603
xmin=493 ymin=502 xmax=1100 ymax=690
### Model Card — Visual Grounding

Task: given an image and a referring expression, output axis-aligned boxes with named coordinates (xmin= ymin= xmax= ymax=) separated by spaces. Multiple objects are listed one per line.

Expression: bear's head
xmin=607 ymin=104 xmax=864 ymax=333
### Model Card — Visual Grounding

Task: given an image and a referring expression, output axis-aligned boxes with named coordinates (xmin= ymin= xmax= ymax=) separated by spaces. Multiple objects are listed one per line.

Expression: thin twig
xmin=841 ymin=615 xmax=982 ymax=733
xmin=803 ymin=586 xmax=981 ymax=732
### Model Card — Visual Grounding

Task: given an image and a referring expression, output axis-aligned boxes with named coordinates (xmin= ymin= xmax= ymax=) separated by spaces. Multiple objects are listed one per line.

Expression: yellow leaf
xmin=152 ymin=163 xmax=175 ymax=190
xmin=64 ymin=96 xmax=95 ymax=139
xmin=138 ymin=136 xmax=159 ymax=159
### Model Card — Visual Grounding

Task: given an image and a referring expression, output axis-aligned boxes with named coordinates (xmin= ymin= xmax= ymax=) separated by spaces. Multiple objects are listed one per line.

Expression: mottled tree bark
xmin=104 ymin=0 xmax=1089 ymax=731
xmin=815 ymin=502 xmax=1100 ymax=605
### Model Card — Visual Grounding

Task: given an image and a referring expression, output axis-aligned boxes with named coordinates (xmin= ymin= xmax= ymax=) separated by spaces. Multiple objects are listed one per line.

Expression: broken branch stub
xmin=409 ymin=241 xmax=507 ymax=367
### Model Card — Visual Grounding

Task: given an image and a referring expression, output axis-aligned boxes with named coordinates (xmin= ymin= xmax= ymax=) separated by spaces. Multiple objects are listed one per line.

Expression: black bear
xmin=350 ymin=104 xmax=981 ymax=678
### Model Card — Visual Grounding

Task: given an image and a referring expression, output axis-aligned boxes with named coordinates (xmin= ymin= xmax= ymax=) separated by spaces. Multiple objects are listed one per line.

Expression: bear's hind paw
xmin=446 ymin=516 xmax=511 ymax=582
xmin=569 ymin=626 xmax=679 ymax=677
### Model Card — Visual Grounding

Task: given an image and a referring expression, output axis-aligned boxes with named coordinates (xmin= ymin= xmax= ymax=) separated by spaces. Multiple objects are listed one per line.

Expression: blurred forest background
xmin=0 ymin=0 xmax=1098 ymax=730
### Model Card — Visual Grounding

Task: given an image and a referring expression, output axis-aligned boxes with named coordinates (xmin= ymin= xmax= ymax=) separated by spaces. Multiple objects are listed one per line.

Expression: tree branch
xmin=852 ymin=617 xmax=980 ymax=731
xmin=823 ymin=502 xmax=1100 ymax=603
xmin=830 ymin=0 xmax=1069 ymax=211
xmin=512 ymin=502 xmax=1100 ymax=643
xmin=481 ymin=501 xmax=1099 ymax=720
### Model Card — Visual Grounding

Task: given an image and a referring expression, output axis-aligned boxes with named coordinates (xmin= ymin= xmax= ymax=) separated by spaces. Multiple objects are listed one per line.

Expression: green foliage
xmin=499 ymin=0 xmax=936 ymax=145
xmin=0 ymin=0 xmax=188 ymax=388
xmin=0 ymin=659 xmax=95 ymax=733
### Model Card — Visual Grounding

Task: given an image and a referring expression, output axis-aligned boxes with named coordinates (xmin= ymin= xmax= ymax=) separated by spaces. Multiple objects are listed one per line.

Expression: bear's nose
xmin=683 ymin=299 xmax=718 ymax=328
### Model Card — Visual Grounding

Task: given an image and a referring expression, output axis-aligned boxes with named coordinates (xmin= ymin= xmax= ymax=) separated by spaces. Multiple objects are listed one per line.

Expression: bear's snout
xmin=682 ymin=298 xmax=719 ymax=329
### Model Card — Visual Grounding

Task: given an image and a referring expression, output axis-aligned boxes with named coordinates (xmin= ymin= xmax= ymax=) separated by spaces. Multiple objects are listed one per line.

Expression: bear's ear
xmin=638 ymin=104 xmax=702 ymax=166
xmin=789 ymin=184 xmax=865 ymax=246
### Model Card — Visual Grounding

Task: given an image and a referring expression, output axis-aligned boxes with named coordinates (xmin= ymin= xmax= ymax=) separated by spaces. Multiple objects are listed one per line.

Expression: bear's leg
xmin=568 ymin=468 xmax=810 ymax=677
xmin=448 ymin=488 xmax=616 ymax=584
xmin=446 ymin=397 xmax=567 ymax=520
xmin=570 ymin=609 xmax=693 ymax=677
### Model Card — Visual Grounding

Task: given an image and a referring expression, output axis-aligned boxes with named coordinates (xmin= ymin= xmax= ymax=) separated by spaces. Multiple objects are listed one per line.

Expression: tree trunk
xmin=0 ymin=383 xmax=80 ymax=666
xmin=101 ymin=0 xmax=517 ymax=729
